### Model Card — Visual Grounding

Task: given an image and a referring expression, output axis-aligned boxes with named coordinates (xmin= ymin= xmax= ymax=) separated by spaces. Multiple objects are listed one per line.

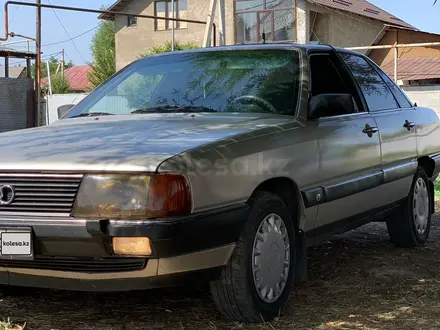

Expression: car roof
xmin=138 ymin=43 xmax=364 ymax=61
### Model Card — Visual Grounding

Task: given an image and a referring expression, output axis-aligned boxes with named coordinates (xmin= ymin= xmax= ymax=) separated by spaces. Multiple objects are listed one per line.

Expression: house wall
xmin=308 ymin=4 xmax=384 ymax=52
xmin=114 ymin=0 xmax=235 ymax=70
xmin=0 ymin=78 xmax=34 ymax=133
xmin=403 ymin=86 xmax=440 ymax=118
xmin=370 ymin=30 xmax=440 ymax=67
xmin=112 ymin=0 xmax=393 ymax=70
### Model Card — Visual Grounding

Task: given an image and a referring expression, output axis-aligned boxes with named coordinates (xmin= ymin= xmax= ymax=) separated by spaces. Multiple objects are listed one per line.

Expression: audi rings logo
xmin=0 ymin=185 xmax=16 ymax=205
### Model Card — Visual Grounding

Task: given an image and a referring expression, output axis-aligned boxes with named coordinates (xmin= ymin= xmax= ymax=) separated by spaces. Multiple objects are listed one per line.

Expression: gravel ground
xmin=2 ymin=207 xmax=440 ymax=330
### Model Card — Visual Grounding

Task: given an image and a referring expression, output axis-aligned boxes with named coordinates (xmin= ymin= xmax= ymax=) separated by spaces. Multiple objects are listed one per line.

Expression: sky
xmin=0 ymin=0 xmax=440 ymax=67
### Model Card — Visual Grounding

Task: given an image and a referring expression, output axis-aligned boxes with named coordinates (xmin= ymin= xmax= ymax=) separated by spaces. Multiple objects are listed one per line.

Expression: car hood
xmin=0 ymin=113 xmax=294 ymax=172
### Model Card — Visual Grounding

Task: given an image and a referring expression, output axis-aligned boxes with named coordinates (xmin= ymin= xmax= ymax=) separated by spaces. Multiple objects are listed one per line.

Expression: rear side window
xmin=340 ymin=53 xmax=399 ymax=112
xmin=373 ymin=65 xmax=413 ymax=108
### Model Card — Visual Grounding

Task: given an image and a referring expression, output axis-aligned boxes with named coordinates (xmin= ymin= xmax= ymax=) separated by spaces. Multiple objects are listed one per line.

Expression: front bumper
xmin=0 ymin=204 xmax=248 ymax=291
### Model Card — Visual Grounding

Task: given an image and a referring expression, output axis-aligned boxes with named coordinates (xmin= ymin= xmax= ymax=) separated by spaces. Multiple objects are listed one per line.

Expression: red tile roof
xmin=381 ymin=56 xmax=440 ymax=81
xmin=42 ymin=65 xmax=92 ymax=91
xmin=64 ymin=65 xmax=93 ymax=91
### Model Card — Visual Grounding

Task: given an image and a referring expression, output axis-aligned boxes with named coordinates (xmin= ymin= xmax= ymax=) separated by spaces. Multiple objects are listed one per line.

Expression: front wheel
xmin=210 ymin=191 xmax=296 ymax=323
xmin=387 ymin=167 xmax=432 ymax=247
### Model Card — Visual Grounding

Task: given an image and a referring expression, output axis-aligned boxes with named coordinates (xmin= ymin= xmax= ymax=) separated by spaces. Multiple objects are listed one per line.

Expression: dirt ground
xmin=2 ymin=207 xmax=440 ymax=330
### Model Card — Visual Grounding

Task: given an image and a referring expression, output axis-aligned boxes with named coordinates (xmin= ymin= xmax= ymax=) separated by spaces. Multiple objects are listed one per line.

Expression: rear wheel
xmin=210 ymin=191 xmax=296 ymax=323
xmin=387 ymin=167 xmax=432 ymax=247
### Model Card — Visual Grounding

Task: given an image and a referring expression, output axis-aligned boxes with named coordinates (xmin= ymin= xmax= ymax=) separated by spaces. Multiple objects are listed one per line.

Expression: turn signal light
xmin=113 ymin=237 xmax=152 ymax=256
xmin=146 ymin=174 xmax=192 ymax=218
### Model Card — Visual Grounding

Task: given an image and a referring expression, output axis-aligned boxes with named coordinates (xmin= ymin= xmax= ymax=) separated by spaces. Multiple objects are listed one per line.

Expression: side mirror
xmin=57 ymin=104 xmax=75 ymax=119
xmin=309 ymin=94 xmax=357 ymax=120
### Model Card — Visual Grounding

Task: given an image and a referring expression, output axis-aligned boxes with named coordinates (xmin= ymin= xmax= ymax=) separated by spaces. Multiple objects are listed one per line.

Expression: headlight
xmin=72 ymin=174 xmax=192 ymax=219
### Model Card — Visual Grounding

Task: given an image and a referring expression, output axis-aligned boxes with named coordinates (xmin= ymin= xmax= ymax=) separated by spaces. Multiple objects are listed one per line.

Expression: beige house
xmin=101 ymin=0 xmax=415 ymax=70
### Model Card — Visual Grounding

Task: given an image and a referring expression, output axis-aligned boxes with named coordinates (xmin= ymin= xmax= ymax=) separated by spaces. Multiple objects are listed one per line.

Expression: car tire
xmin=386 ymin=167 xmax=432 ymax=248
xmin=210 ymin=191 xmax=296 ymax=323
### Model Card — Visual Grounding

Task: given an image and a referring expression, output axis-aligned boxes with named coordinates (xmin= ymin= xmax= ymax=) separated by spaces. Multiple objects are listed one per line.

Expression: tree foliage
xmin=87 ymin=20 xmax=116 ymax=89
xmin=33 ymin=56 xmax=73 ymax=79
xmin=50 ymin=73 xmax=71 ymax=94
xmin=119 ymin=42 xmax=199 ymax=109
xmin=140 ymin=41 xmax=199 ymax=58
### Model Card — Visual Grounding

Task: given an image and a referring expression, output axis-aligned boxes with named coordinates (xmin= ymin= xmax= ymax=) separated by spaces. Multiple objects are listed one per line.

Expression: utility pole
xmin=36 ymin=0 xmax=42 ymax=126
xmin=61 ymin=48 xmax=65 ymax=77
xmin=171 ymin=0 xmax=175 ymax=51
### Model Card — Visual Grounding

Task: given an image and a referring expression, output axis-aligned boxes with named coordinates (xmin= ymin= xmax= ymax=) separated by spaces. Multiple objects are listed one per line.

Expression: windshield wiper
xmin=70 ymin=112 xmax=115 ymax=118
xmin=131 ymin=105 xmax=217 ymax=114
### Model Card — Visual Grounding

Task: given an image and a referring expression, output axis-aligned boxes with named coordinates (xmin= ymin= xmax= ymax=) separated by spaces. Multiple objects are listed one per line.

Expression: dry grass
xmin=0 ymin=319 xmax=24 ymax=330
xmin=2 ymin=207 xmax=440 ymax=329
xmin=435 ymin=180 xmax=440 ymax=200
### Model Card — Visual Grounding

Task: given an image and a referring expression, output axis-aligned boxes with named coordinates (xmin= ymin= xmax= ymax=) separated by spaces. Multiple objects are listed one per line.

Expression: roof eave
xmin=98 ymin=0 xmax=132 ymax=20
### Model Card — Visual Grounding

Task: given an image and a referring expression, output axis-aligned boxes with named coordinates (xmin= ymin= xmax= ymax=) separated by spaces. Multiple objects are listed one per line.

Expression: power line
xmin=3 ymin=51 xmax=62 ymax=67
xmin=43 ymin=24 xmax=100 ymax=47
xmin=63 ymin=51 xmax=74 ymax=64
xmin=3 ymin=23 xmax=98 ymax=49
xmin=8 ymin=0 xmax=22 ymax=26
xmin=47 ymin=0 xmax=87 ymax=63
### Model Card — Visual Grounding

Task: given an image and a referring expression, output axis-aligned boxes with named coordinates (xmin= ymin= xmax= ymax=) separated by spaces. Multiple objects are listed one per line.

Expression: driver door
xmin=308 ymin=51 xmax=382 ymax=229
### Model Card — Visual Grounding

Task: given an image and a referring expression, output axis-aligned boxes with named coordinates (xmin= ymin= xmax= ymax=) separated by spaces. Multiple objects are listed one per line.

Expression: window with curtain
xmin=155 ymin=0 xmax=188 ymax=31
xmin=235 ymin=0 xmax=296 ymax=44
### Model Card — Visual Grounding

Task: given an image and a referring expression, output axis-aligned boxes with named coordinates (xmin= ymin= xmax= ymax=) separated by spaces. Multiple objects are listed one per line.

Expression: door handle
xmin=403 ymin=120 xmax=415 ymax=131
xmin=362 ymin=124 xmax=379 ymax=137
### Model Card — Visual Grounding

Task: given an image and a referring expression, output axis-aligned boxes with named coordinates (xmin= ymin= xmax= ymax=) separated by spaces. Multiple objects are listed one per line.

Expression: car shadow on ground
xmin=2 ymin=214 xmax=440 ymax=330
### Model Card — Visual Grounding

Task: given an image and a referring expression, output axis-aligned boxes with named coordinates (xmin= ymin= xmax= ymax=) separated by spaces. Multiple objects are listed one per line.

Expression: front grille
xmin=0 ymin=173 xmax=83 ymax=214
xmin=0 ymin=257 xmax=146 ymax=273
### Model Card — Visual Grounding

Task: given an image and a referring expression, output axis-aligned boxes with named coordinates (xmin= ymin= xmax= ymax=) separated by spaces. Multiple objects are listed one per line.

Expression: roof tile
xmin=382 ymin=56 xmax=440 ymax=81
xmin=310 ymin=0 xmax=416 ymax=29
xmin=41 ymin=65 xmax=92 ymax=91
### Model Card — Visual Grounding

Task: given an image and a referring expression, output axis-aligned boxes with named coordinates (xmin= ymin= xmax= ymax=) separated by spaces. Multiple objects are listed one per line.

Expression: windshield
xmin=65 ymin=49 xmax=301 ymax=118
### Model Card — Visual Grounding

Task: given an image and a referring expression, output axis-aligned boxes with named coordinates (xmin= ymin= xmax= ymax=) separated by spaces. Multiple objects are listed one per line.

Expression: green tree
xmin=33 ymin=56 xmax=73 ymax=79
xmin=119 ymin=41 xmax=199 ymax=109
xmin=50 ymin=73 xmax=71 ymax=94
xmin=87 ymin=19 xmax=116 ymax=88
xmin=140 ymin=41 xmax=199 ymax=57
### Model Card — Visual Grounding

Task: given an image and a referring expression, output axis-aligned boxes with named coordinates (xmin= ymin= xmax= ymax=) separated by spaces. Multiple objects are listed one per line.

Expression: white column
xmin=217 ymin=0 xmax=226 ymax=46
xmin=296 ymin=0 xmax=309 ymax=44
xmin=203 ymin=0 xmax=218 ymax=47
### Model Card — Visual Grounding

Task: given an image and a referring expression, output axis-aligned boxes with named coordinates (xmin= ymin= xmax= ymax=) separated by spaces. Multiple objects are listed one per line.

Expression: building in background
xmin=0 ymin=66 xmax=27 ymax=78
xmin=42 ymin=65 xmax=92 ymax=93
xmin=367 ymin=27 xmax=440 ymax=114
xmin=63 ymin=65 xmax=93 ymax=93
xmin=101 ymin=0 xmax=414 ymax=70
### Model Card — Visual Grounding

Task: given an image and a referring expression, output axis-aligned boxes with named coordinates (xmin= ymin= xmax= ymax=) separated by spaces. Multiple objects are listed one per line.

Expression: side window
xmin=372 ymin=63 xmax=413 ymax=108
xmin=310 ymin=54 xmax=350 ymax=96
xmin=309 ymin=54 xmax=360 ymax=118
xmin=340 ymin=53 xmax=399 ymax=112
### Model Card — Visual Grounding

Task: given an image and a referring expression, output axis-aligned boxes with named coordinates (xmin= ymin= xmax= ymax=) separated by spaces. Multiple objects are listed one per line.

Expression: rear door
xmin=339 ymin=52 xmax=417 ymax=202
xmin=307 ymin=51 xmax=383 ymax=229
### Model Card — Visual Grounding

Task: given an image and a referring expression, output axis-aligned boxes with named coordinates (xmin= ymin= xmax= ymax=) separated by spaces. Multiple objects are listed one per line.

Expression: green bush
xmin=119 ymin=41 xmax=199 ymax=110
xmin=140 ymin=41 xmax=199 ymax=58
xmin=50 ymin=73 xmax=71 ymax=94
